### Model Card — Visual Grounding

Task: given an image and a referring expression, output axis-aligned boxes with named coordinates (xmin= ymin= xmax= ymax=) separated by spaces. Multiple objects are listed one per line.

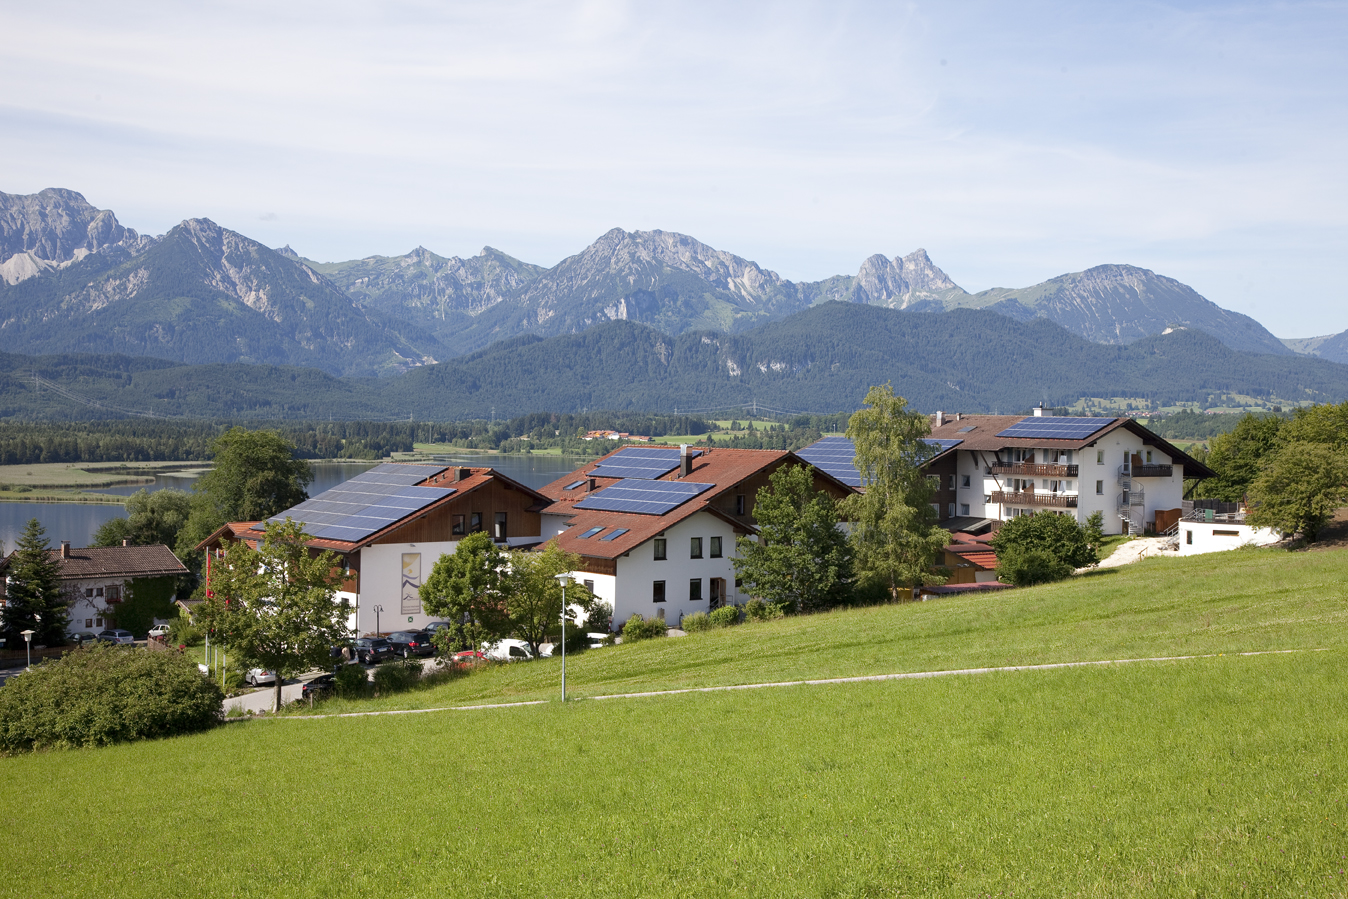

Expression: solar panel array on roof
xmin=269 ymin=463 xmax=454 ymax=542
xmin=573 ymin=478 xmax=714 ymax=515
xmin=925 ymin=438 xmax=964 ymax=452
xmin=588 ymin=446 xmax=703 ymax=480
xmin=995 ymin=417 xmax=1113 ymax=440
xmin=796 ymin=436 xmax=862 ymax=487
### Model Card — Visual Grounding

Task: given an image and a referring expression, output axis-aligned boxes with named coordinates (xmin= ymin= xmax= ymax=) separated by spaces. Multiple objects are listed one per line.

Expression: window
xmin=564 ymin=480 xmax=585 ymax=490
xmin=735 ymin=494 xmax=746 ymax=515
xmin=653 ymin=538 xmax=667 ymax=561
xmin=452 ymin=515 xmax=465 ymax=536
xmin=1146 ymin=450 xmax=1153 ymax=463
xmin=983 ymin=494 xmax=992 ymax=503
xmin=1096 ymin=480 xmax=1104 ymax=495
xmin=470 ymin=512 xmax=483 ymax=532
xmin=85 ymin=588 xmax=94 ymax=598
xmin=709 ymin=536 xmax=722 ymax=558
xmin=689 ymin=578 xmax=703 ymax=602
xmin=94 ymin=587 xmax=103 ymax=597
xmin=1213 ymin=529 xmax=1240 ymax=537
xmin=946 ymin=503 xmax=955 ymax=518
xmin=690 ymin=537 xmax=703 ymax=559
xmin=1097 ymin=450 xmax=1104 ymax=464
xmin=599 ymin=528 xmax=629 ymax=542
xmin=494 ymin=512 xmax=507 ymax=541
xmin=960 ymin=503 xmax=970 ymax=516
xmin=584 ymin=579 xmax=595 ymax=593
xmin=107 ymin=585 xmax=120 ymax=601
xmin=653 ymin=580 xmax=666 ymax=603
xmin=95 ymin=617 xmax=103 ymax=628
xmin=579 ymin=526 xmax=604 ymax=539
xmin=1186 ymin=530 xmax=1193 ymax=545
xmin=85 ymin=618 xmax=93 ymax=628
xmin=948 ymin=474 xmax=956 ymax=490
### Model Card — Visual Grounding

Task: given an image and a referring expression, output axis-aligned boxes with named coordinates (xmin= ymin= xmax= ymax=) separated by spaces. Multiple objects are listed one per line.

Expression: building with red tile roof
xmin=197 ymin=463 xmax=550 ymax=636
xmin=537 ymin=444 xmax=855 ymax=629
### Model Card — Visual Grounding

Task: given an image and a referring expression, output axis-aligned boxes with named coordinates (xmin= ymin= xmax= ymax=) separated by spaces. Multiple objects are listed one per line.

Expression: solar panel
xmin=564 ymin=480 xmax=586 ymax=490
xmin=270 ymin=462 xmax=454 ymax=542
xmin=995 ymin=417 xmax=1112 ymax=440
xmin=796 ymin=436 xmax=862 ymax=487
xmin=589 ymin=446 xmax=702 ymax=480
xmin=573 ymin=478 xmax=714 ymax=515
xmin=600 ymin=528 xmax=629 ymax=542
xmin=925 ymin=438 xmax=964 ymax=453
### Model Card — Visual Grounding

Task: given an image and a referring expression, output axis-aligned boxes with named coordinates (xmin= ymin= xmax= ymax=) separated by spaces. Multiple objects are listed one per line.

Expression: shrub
xmin=621 ymin=614 xmax=668 ymax=642
xmin=0 ymin=643 xmax=222 ymax=752
xmin=709 ymin=605 xmax=742 ymax=628
xmin=585 ymin=602 xmax=613 ymax=634
xmin=372 ymin=658 xmax=423 ymax=695
xmin=168 ymin=613 xmax=201 ymax=647
xmin=743 ymin=599 xmax=791 ymax=622
xmin=681 ymin=611 xmax=712 ymax=633
xmin=997 ymin=548 xmax=1074 ymax=587
xmin=334 ymin=663 xmax=370 ymax=699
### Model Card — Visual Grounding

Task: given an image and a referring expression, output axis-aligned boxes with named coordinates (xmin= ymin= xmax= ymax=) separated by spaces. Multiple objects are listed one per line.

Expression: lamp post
xmin=20 ymin=629 xmax=35 ymax=669
xmin=553 ymin=574 xmax=571 ymax=702
xmin=372 ymin=604 xmax=383 ymax=636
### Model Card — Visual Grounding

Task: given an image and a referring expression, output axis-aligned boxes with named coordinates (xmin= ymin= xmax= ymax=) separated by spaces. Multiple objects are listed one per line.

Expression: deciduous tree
xmin=841 ymin=384 xmax=949 ymax=598
xmin=94 ymin=488 xmax=193 ymax=548
xmin=990 ymin=510 xmax=1098 ymax=585
xmin=734 ymin=463 xmax=853 ymax=613
xmin=504 ymin=542 xmax=593 ymax=656
xmin=1247 ymin=442 xmax=1348 ymax=541
xmin=419 ymin=532 xmax=510 ymax=654
xmin=196 ymin=519 xmax=348 ymax=712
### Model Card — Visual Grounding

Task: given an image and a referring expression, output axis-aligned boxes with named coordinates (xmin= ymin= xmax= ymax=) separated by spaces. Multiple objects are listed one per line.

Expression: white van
xmin=483 ymin=639 xmax=535 ymax=661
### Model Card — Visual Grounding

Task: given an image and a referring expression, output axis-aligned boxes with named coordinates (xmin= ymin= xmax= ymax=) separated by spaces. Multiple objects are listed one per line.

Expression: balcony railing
xmin=1129 ymin=463 xmax=1173 ymax=478
xmin=990 ymin=462 xmax=1079 ymax=477
xmin=990 ymin=490 xmax=1078 ymax=509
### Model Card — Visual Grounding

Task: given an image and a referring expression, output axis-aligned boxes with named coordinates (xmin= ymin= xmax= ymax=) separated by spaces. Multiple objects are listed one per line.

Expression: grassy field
xmin=1 ymin=545 xmax=1345 ymax=897
xmin=0 ymin=461 xmax=208 ymax=503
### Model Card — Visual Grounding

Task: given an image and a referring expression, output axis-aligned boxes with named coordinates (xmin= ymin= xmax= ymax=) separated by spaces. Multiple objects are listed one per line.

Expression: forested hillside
xmin=4 ymin=303 xmax=1347 ymax=421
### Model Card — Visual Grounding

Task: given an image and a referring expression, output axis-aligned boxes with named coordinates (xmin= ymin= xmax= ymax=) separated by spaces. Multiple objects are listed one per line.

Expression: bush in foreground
xmin=709 ymin=605 xmax=743 ymax=627
xmin=0 ymin=644 xmax=223 ymax=752
xmin=996 ymin=548 xmax=1074 ymax=587
xmin=621 ymin=615 xmax=667 ymax=642
xmin=372 ymin=658 xmax=423 ymax=695
xmin=681 ymin=611 xmax=712 ymax=633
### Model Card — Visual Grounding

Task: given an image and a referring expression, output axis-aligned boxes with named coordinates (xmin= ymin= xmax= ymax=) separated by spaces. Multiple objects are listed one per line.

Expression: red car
xmin=451 ymin=650 xmax=486 ymax=666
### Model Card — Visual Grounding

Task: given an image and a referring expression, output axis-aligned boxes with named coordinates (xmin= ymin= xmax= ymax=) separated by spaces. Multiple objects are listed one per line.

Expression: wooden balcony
xmin=990 ymin=490 xmax=1078 ymax=509
xmin=1129 ymin=464 xmax=1173 ymax=478
xmin=990 ymin=462 xmax=1078 ymax=477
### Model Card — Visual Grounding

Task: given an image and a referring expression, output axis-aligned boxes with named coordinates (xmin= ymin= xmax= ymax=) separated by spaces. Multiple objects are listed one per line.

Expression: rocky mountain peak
xmin=849 ymin=248 xmax=963 ymax=308
xmin=0 ymin=187 xmax=154 ymax=283
xmin=900 ymin=248 xmax=959 ymax=292
xmin=274 ymin=244 xmax=300 ymax=259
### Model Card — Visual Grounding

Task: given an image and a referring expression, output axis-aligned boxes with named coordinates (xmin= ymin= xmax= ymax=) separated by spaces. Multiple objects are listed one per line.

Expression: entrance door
xmin=709 ymin=578 xmax=725 ymax=610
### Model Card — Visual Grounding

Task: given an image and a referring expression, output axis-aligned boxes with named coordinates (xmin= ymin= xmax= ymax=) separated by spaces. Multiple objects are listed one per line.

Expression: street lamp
xmin=372 ymin=604 xmax=383 ymax=636
xmin=20 ymin=629 xmax=34 ymax=669
xmin=553 ymin=574 xmax=573 ymax=703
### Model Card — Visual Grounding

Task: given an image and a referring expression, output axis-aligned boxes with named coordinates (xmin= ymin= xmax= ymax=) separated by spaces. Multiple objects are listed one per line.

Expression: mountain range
xmin=5 ymin=188 xmax=1343 ymax=382
xmin=5 ymin=303 xmax=1348 ymax=421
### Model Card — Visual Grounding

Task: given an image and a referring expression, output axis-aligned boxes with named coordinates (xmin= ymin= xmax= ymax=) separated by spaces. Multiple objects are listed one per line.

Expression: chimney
xmin=955 ymin=412 xmax=961 ymax=422
xmin=680 ymin=444 xmax=693 ymax=478
xmin=1033 ymin=405 xmax=1045 ymax=417
xmin=122 ymin=538 xmax=130 ymax=547
xmin=935 ymin=411 xmax=945 ymax=428
xmin=60 ymin=541 xmax=71 ymax=559
xmin=587 ymin=478 xmax=597 ymax=492
xmin=458 ymin=467 xmax=472 ymax=481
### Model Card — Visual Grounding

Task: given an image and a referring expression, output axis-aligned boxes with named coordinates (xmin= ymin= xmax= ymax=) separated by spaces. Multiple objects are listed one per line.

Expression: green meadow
xmin=2 ymin=545 xmax=1346 ymax=898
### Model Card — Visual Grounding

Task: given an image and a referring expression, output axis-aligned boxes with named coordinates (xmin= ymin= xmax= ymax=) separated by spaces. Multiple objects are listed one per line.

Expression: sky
xmin=2 ymin=0 xmax=1346 ymax=337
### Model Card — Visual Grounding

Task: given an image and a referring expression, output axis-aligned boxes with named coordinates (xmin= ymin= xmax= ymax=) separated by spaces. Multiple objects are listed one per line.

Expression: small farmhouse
xmin=0 ymin=541 xmax=188 ymax=637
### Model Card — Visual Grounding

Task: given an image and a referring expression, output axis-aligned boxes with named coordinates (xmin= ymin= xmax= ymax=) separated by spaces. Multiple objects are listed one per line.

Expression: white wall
xmin=569 ymin=511 xmax=740 ymax=630
xmin=352 ymin=540 xmax=461 ymax=634
xmin=1178 ymin=522 xmax=1280 ymax=556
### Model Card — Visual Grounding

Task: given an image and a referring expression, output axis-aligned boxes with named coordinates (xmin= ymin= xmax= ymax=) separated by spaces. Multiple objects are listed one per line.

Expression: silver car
xmin=245 ymin=668 xmax=277 ymax=686
xmin=96 ymin=629 xmax=135 ymax=645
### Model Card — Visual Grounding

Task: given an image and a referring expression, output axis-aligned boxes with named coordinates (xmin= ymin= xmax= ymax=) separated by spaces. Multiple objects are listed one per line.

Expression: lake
xmin=0 ymin=455 xmax=588 ymax=552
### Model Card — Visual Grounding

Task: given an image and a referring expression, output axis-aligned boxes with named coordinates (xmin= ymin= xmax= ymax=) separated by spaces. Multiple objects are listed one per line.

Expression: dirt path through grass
xmin=272 ymin=647 xmax=1321 ymax=721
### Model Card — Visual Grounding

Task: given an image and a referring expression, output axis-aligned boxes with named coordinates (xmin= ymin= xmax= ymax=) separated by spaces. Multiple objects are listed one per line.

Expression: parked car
xmin=301 ymin=673 xmax=335 ymax=700
xmin=424 ymin=621 xmax=453 ymax=635
xmin=65 ymin=632 xmax=99 ymax=646
xmin=386 ymin=630 xmax=436 ymax=658
xmin=351 ymin=637 xmax=395 ymax=665
xmin=148 ymin=625 xmax=172 ymax=638
xmin=96 ymin=629 xmax=135 ymax=645
xmin=245 ymin=668 xmax=277 ymax=686
xmin=452 ymin=650 xmax=486 ymax=665
xmin=483 ymin=639 xmax=534 ymax=662
xmin=587 ymin=632 xmax=612 ymax=649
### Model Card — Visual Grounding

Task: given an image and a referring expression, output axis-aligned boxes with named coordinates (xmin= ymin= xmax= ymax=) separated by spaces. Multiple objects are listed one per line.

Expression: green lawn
xmin=2 ymin=545 xmax=1346 ymax=897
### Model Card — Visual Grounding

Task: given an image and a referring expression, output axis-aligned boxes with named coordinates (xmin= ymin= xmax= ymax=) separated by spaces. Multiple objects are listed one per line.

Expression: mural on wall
xmin=401 ymin=553 xmax=421 ymax=615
